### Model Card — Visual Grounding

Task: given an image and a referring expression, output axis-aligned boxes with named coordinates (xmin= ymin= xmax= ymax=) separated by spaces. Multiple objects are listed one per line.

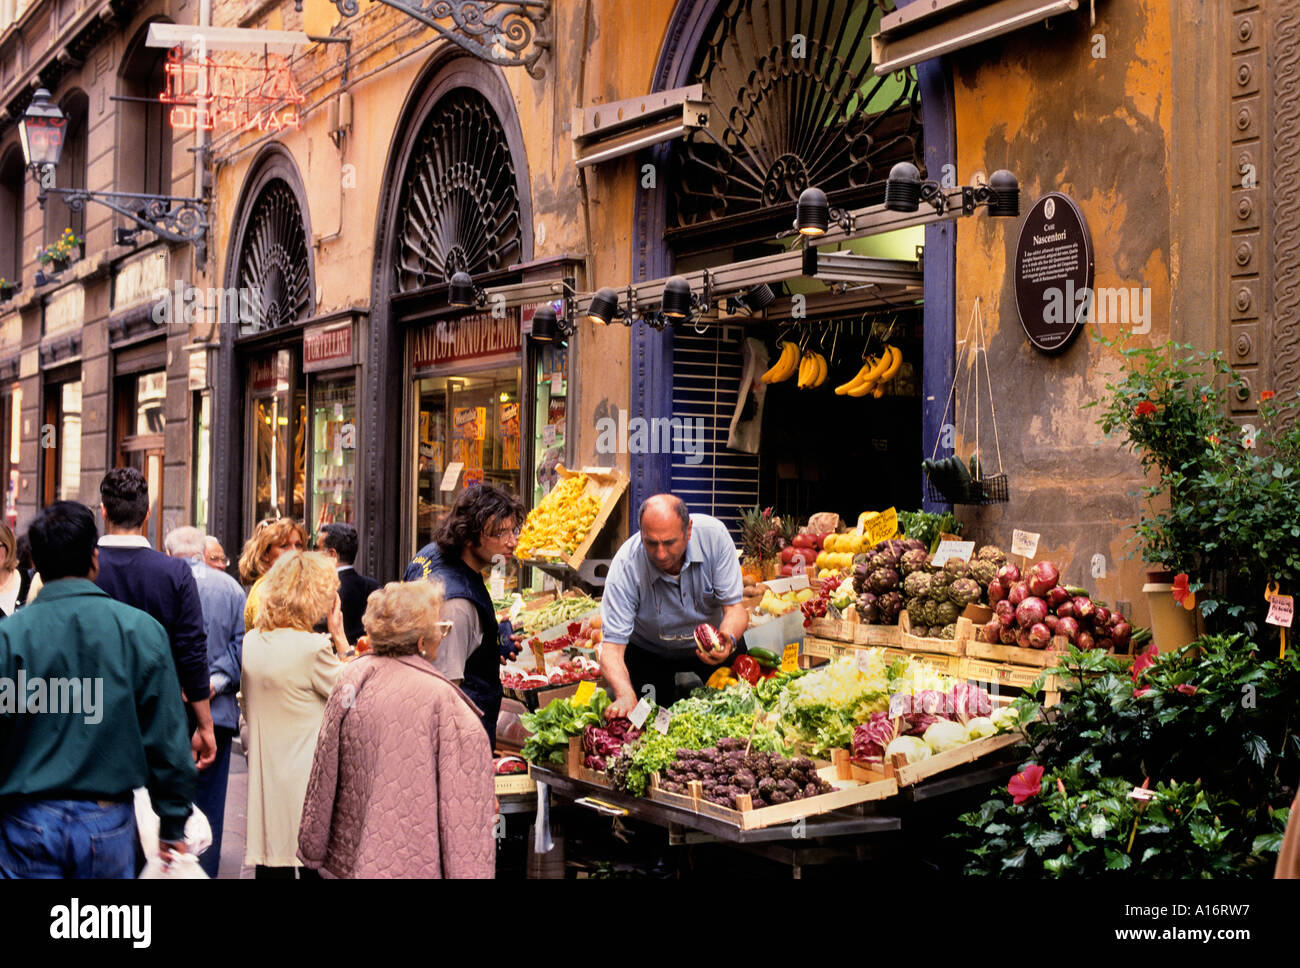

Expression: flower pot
xmin=1142 ymin=580 xmax=1202 ymax=653
xmin=52 ymin=256 xmax=69 ymax=272
xmin=0 ymin=287 xmax=12 ymax=303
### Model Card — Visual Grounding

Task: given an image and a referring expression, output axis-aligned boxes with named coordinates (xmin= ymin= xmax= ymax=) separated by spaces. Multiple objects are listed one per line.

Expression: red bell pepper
xmin=731 ymin=654 xmax=762 ymax=686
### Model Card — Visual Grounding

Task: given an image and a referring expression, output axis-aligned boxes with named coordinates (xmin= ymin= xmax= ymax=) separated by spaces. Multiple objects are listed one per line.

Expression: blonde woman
xmin=238 ymin=519 xmax=307 ymax=629
xmin=240 ymin=551 xmax=348 ymax=879
xmin=298 ymin=581 xmax=495 ymax=878
xmin=0 ymin=524 xmax=32 ymax=618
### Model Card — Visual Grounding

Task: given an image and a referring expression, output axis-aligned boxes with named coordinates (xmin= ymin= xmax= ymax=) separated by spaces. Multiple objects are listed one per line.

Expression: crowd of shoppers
xmin=0 ymin=477 xmax=532 ymax=880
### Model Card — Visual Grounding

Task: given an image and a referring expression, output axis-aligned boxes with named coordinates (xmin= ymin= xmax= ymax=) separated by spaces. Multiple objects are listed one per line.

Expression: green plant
xmin=736 ymin=505 xmax=780 ymax=564
xmin=37 ymin=228 xmax=84 ymax=266
xmin=949 ymin=636 xmax=1300 ymax=877
xmin=1087 ymin=336 xmax=1300 ymax=633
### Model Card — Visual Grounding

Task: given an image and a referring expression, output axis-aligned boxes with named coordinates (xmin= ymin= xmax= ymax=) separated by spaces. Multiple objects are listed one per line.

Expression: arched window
xmin=233 ymin=178 xmax=312 ymax=334
xmin=45 ymin=90 xmax=89 ymax=243
xmin=119 ymin=26 xmax=173 ymax=199
xmin=0 ymin=146 xmax=24 ymax=284
xmin=391 ymin=88 xmax=521 ymax=294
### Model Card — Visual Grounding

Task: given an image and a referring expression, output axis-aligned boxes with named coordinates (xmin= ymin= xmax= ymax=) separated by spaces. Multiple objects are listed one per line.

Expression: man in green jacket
xmin=0 ymin=501 xmax=196 ymax=878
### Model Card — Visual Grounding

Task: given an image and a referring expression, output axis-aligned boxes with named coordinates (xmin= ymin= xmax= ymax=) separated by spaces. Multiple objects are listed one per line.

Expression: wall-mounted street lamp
xmin=20 ymin=89 xmax=211 ymax=262
xmin=884 ymin=161 xmax=1020 ymax=218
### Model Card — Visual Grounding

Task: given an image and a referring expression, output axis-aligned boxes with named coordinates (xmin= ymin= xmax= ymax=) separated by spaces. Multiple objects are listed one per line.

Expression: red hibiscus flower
xmin=1008 ymin=764 xmax=1045 ymax=805
xmin=1133 ymin=686 xmax=1152 ymax=698
xmin=1206 ymin=434 xmax=1220 ymax=447
xmin=1172 ymin=573 xmax=1195 ymax=611
xmin=1175 ymin=683 xmax=1198 ymax=695
xmin=1261 ymin=390 xmax=1275 ymax=401
xmin=1130 ymin=644 xmax=1159 ymax=682
xmin=1134 ymin=400 xmax=1157 ymax=417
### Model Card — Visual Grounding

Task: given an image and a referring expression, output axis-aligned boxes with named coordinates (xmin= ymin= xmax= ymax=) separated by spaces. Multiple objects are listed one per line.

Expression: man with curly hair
xmin=403 ymin=484 xmax=523 ymax=742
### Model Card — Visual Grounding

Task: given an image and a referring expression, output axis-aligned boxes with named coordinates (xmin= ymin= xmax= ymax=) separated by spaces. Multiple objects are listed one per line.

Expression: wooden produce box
xmin=802 ymin=635 xmax=855 ymax=661
xmin=648 ymin=763 xmax=897 ymax=831
xmin=808 ymin=617 xmax=857 ymax=643
xmin=850 ymin=731 xmax=1024 ymax=788
xmin=494 ymin=773 xmax=538 ymax=796
xmin=563 ymin=736 xmax=613 ymax=787
xmin=898 ymin=611 xmax=972 ymax=657
xmin=964 ymin=635 xmax=1073 ymax=668
xmin=503 ymin=677 xmax=605 ymax=712
xmin=882 ymin=647 xmax=962 ymax=676
xmin=854 ymin=622 xmax=902 ymax=647
xmin=961 ymin=657 xmax=1060 ymax=694
xmin=521 ymin=465 xmax=628 ymax=571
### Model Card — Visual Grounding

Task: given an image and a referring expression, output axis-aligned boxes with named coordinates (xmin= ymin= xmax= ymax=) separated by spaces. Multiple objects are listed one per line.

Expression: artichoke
xmin=902 ymin=570 xmax=932 ymax=598
xmin=877 ymin=590 xmax=904 ymax=623
xmin=939 ymin=623 xmax=957 ymax=640
xmin=948 ymin=577 xmax=982 ymax=607
xmin=857 ymin=592 xmax=880 ymax=623
xmin=943 ymin=557 xmax=970 ymax=580
xmin=899 ymin=548 xmax=930 ymax=577
xmin=912 ymin=625 xmax=930 ymax=638
xmin=969 ymin=558 xmax=998 ymax=587
xmin=927 ymin=575 xmax=951 ymax=601
xmin=935 ymin=600 xmax=960 ymax=626
xmin=868 ymin=567 xmax=900 ymax=594
xmin=975 ymin=545 xmax=1007 ymax=567
xmin=902 ymin=538 xmax=927 ymax=553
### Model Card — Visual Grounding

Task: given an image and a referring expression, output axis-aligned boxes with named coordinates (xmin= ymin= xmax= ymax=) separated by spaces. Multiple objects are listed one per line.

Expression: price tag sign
xmin=863 ymin=507 xmax=898 ymax=545
xmin=1011 ymin=529 xmax=1040 ymax=559
xmin=1266 ymin=594 xmax=1294 ymax=628
xmin=440 ymin=461 xmax=465 ymax=492
xmin=1128 ymin=787 xmax=1156 ymax=802
xmin=826 ymin=601 xmax=843 ymax=620
xmin=888 ymin=693 xmax=910 ymax=718
xmin=551 ymin=371 xmax=564 ymax=395
xmin=930 ymin=540 xmax=976 ymax=568
xmin=653 ymin=708 xmax=672 ymax=734
xmin=542 ymin=424 xmax=557 ymax=445
xmin=780 ymin=641 xmax=800 ymax=673
xmin=572 ymin=680 xmax=596 ymax=706
xmin=530 ymin=639 xmax=547 ymax=671
xmin=628 ymin=697 xmax=652 ymax=729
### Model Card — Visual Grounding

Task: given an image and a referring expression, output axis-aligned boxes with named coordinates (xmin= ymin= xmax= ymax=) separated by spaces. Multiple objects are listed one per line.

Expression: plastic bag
xmin=133 ymin=789 xmax=212 ymax=879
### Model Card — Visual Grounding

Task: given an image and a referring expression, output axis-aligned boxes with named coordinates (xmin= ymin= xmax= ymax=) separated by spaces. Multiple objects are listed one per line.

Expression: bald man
xmin=599 ymin=494 xmax=748 ymax=718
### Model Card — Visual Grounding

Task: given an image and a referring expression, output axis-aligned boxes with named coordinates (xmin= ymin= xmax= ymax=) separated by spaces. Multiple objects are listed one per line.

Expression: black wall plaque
xmin=1013 ymin=192 xmax=1094 ymax=354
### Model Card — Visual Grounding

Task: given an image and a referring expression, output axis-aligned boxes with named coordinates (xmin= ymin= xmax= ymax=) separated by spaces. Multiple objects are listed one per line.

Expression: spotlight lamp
xmin=883 ymin=161 xmax=948 ymax=214
xmin=585 ymin=287 xmax=629 ymax=326
xmin=726 ymin=283 xmax=776 ymax=316
xmin=653 ymin=272 xmax=713 ymax=330
xmin=448 ymin=271 xmax=487 ymax=310
xmin=530 ymin=301 xmax=576 ymax=342
xmin=971 ymin=169 xmax=1020 ymax=218
xmin=794 ymin=187 xmax=855 ymax=237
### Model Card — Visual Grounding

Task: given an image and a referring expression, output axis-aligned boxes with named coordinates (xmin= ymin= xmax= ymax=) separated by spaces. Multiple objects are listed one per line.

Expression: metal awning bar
xmin=572 ymin=86 xmax=708 ymax=168
xmin=872 ymin=0 xmax=1079 ymax=75
xmin=575 ymin=111 xmax=707 ymax=168
xmin=146 ymin=23 xmax=314 ymax=53
xmin=813 ymin=253 xmax=923 ymax=286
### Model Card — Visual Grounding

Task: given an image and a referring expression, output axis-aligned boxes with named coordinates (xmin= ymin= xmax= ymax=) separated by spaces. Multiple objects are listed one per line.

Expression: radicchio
xmin=852 ymin=712 xmax=897 ymax=761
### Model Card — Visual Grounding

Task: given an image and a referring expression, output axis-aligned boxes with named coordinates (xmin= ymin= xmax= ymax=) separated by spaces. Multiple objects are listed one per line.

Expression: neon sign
xmin=160 ymin=47 xmax=305 ymax=133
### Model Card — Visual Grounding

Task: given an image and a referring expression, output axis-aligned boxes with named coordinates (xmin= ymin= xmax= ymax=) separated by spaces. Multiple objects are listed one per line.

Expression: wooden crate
xmin=897 ymin=611 xmax=972 ymax=657
xmin=854 ymin=622 xmax=902 ymax=647
xmin=964 ymin=636 xmax=1073 ymax=668
xmin=882 ymin=648 xmax=962 ymax=676
xmin=852 ymin=731 xmax=1024 ymax=787
xmin=809 ymin=617 xmax=857 ymax=643
xmin=523 ymin=465 xmax=628 ymax=571
xmin=802 ymin=635 xmax=854 ymax=661
xmin=650 ymin=764 xmax=897 ymax=830
xmin=961 ymin=657 xmax=1061 ymax=693
xmin=564 ymin=736 xmax=612 ymax=787
xmin=494 ymin=773 xmax=537 ymax=796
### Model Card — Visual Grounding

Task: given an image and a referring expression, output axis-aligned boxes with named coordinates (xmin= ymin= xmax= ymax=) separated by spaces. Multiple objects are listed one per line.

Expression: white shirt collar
xmin=98 ymin=535 xmax=152 ymax=549
xmin=336 ymin=564 xmax=354 ymax=572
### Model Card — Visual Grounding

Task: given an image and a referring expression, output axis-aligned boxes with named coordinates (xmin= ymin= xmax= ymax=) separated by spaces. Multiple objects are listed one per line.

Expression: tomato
xmin=732 ymin=654 xmax=762 ymax=686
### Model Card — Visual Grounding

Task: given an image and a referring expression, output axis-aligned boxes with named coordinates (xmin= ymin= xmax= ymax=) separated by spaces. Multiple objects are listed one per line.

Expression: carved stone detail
xmin=1270 ymin=2 xmax=1300 ymax=425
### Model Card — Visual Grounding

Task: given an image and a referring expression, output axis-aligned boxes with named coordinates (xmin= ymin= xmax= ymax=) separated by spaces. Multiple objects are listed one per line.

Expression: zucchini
xmin=1063 ymin=585 xmax=1091 ymax=598
xmin=747 ymin=647 xmax=782 ymax=668
xmin=1130 ymin=627 xmax=1153 ymax=647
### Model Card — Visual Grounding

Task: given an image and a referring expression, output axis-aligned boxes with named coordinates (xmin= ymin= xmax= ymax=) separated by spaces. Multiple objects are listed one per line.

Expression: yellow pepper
xmin=706 ymin=667 xmax=737 ymax=689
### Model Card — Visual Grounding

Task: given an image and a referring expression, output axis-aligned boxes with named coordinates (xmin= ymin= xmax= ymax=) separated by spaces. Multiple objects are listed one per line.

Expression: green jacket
xmin=0 ymin=578 xmax=196 ymax=840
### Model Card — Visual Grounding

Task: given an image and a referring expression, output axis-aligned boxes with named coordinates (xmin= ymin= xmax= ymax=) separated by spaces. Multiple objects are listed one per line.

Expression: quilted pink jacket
xmin=297 ymin=653 xmax=496 ymax=878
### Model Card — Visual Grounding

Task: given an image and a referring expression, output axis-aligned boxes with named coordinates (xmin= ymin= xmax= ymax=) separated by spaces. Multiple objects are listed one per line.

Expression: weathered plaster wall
xmin=950 ymin=1 xmax=1174 ymax=622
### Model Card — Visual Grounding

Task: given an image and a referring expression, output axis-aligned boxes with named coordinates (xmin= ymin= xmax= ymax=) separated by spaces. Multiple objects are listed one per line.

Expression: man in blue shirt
xmin=165 ymin=525 xmax=245 ymax=878
xmin=600 ymin=494 xmax=748 ymax=717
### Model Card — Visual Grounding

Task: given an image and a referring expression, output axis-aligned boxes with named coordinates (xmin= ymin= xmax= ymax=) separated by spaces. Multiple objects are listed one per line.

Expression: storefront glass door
xmin=309 ymin=376 xmax=357 ymax=534
xmin=248 ymin=349 xmax=305 ymax=525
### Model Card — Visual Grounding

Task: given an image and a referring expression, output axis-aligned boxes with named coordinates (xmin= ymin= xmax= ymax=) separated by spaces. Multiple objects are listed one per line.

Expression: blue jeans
xmin=0 ymin=800 xmax=136 ymax=879
xmin=192 ymin=726 xmax=235 ymax=878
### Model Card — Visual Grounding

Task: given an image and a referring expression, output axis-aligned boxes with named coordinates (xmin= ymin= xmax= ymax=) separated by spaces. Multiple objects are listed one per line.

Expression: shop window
xmin=309 ymin=377 xmax=357 ymax=534
xmin=119 ymin=26 xmax=173 ymax=201
xmin=248 ymin=349 xmax=305 ymax=524
xmin=234 ymin=180 xmax=312 ymax=334
xmin=530 ymin=340 xmax=567 ymax=504
xmin=115 ymin=370 xmax=167 ymax=548
xmin=392 ymin=88 xmax=521 ymax=293
xmin=413 ymin=367 xmax=521 ymax=548
xmin=42 ymin=372 xmax=82 ymax=505
xmin=192 ymin=389 xmax=211 ymax=533
xmin=1 ymin=383 xmax=19 ymax=531
xmin=44 ymin=91 xmax=88 ymax=243
xmin=668 ymin=0 xmax=922 ymax=254
xmin=0 ymin=146 xmax=24 ymax=285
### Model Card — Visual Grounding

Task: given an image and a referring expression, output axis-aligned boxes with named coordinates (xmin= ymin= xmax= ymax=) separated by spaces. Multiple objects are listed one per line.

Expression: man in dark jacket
xmin=94 ymin=468 xmax=215 ymax=769
xmin=403 ymin=485 xmax=524 ymax=741
xmin=316 ymin=522 xmax=381 ymax=646
xmin=0 ymin=501 xmax=195 ymax=877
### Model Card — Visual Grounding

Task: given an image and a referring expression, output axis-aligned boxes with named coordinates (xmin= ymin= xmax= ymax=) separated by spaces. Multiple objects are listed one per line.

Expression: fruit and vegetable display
xmin=656 ymin=739 xmax=835 ymax=807
xmin=520 ymin=688 xmax=611 ymax=766
xmin=894 ymin=544 xmax=1006 ymax=639
xmin=755 ymin=584 xmax=816 ymax=616
xmin=494 ymin=755 xmax=528 ymax=775
xmin=849 ymin=536 xmax=934 ymax=627
xmin=527 ymin=614 xmax=603 ymax=653
xmin=896 ymin=510 xmax=963 ymax=554
xmin=514 ymin=473 xmax=603 ymax=559
xmin=581 ymin=718 xmax=642 ymax=772
xmin=514 ymin=594 xmax=600 ymax=635
xmin=978 ymin=559 xmax=1147 ymax=652
xmin=759 ymin=342 xmax=829 ymax=388
xmin=799 ymin=574 xmax=843 ymax=626
xmin=500 ymin=655 xmax=600 ymax=692
xmin=850 ymin=678 xmax=1020 ymax=764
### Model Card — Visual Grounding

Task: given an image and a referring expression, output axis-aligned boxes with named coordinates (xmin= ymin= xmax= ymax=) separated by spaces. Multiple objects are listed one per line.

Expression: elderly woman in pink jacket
xmin=297 ymin=579 xmax=495 ymax=878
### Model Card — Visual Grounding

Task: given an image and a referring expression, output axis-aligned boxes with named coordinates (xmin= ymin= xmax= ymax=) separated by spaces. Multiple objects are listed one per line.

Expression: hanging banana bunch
xmin=797 ymin=350 xmax=828 ymax=388
xmin=760 ymin=340 xmax=800 ymax=383
xmin=835 ymin=344 xmax=902 ymax=398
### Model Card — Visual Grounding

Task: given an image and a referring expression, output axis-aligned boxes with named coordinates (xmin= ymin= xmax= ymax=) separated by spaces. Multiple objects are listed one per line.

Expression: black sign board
xmin=1013 ymin=192 xmax=1094 ymax=354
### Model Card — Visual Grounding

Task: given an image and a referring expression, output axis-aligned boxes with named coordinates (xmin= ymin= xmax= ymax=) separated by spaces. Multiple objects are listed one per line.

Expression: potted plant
xmin=1089 ymin=337 xmax=1300 ymax=646
xmin=37 ymin=228 xmax=84 ymax=273
xmin=0 ymin=278 xmax=16 ymax=302
xmin=738 ymin=505 xmax=781 ymax=581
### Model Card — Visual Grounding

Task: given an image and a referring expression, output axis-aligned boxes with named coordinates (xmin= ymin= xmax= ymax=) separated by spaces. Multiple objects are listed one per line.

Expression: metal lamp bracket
xmin=35 ymin=176 xmax=209 ymax=261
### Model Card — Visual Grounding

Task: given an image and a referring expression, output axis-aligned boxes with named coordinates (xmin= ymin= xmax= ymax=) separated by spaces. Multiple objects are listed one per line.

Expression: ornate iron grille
xmin=235 ymin=179 xmax=311 ymax=334
xmin=392 ymin=89 xmax=521 ymax=294
xmin=669 ymin=0 xmax=922 ymax=250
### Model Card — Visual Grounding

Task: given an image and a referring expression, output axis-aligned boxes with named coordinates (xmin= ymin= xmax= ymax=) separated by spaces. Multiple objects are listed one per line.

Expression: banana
xmin=812 ymin=353 xmax=828 ymax=387
xmin=796 ymin=354 xmax=813 ymax=388
xmin=842 ymin=352 xmax=890 ymax=397
xmin=878 ymin=344 xmax=902 ymax=382
xmin=761 ymin=341 xmax=799 ymax=383
xmin=846 ymin=374 xmax=876 ymax=397
xmin=834 ymin=356 xmax=876 ymax=395
xmin=872 ymin=385 xmax=886 ymax=398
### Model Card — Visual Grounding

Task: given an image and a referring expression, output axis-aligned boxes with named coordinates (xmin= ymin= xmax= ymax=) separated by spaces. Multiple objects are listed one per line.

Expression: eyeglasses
xmin=486 ymin=526 xmax=521 ymax=541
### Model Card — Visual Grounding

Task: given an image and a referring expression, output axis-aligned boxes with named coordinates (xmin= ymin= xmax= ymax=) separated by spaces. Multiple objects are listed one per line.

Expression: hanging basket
xmin=924 ymin=297 xmax=1010 ymax=506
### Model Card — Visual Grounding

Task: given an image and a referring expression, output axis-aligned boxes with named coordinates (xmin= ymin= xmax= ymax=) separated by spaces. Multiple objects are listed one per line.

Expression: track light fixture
xmin=449 ymin=271 xmax=487 ymax=310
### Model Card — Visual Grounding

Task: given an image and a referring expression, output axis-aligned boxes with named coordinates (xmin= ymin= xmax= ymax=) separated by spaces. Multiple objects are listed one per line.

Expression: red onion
xmin=1046 ymin=586 xmax=1071 ymax=610
xmin=1110 ymin=621 xmax=1132 ymax=649
xmin=987 ymin=578 xmax=1006 ymax=604
xmin=996 ymin=563 xmax=1021 ymax=585
xmin=1044 ymin=614 xmax=1061 ymax=633
xmin=1056 ymin=599 xmax=1076 ymax=620
xmin=1008 ymin=581 xmax=1030 ymax=607
xmin=1028 ymin=622 xmax=1052 ymax=649
xmin=1075 ymin=631 xmax=1095 ymax=650
xmin=1092 ymin=606 xmax=1109 ymax=626
xmin=995 ymin=599 xmax=1016 ymax=627
xmin=999 ymin=626 xmax=1018 ymax=646
xmin=1055 ymin=616 xmax=1080 ymax=643
xmin=1027 ymin=561 xmax=1060 ymax=598
xmin=983 ymin=619 xmax=1003 ymax=644
xmin=1015 ymin=596 xmax=1048 ymax=628
xmin=1073 ymin=597 xmax=1096 ymax=623
xmin=1096 ymin=637 xmax=1115 ymax=652
xmin=1015 ymin=627 xmax=1033 ymax=649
